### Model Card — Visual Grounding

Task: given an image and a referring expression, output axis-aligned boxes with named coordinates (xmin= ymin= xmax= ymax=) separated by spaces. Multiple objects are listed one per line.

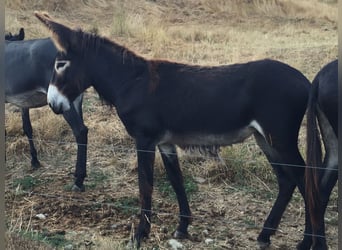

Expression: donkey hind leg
xmin=309 ymin=171 xmax=337 ymax=250
xmin=253 ymin=133 xmax=310 ymax=249
xmin=62 ymin=100 xmax=88 ymax=192
xmin=21 ymin=108 xmax=40 ymax=168
xmin=310 ymin=108 xmax=338 ymax=250
xmin=310 ymin=154 xmax=338 ymax=250
xmin=158 ymin=144 xmax=192 ymax=239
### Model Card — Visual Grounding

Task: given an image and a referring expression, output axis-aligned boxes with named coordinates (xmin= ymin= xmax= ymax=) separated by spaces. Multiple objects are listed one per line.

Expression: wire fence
xmin=7 ymin=182 xmax=332 ymax=240
xmin=4 ymin=135 xmax=339 ymax=172
xmin=7 ymin=187 xmax=334 ymax=242
xmin=4 ymin=133 xmax=338 ymax=244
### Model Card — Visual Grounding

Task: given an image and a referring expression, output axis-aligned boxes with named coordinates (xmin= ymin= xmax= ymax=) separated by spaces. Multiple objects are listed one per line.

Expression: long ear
xmin=34 ymin=11 xmax=76 ymax=53
xmin=18 ymin=28 xmax=25 ymax=40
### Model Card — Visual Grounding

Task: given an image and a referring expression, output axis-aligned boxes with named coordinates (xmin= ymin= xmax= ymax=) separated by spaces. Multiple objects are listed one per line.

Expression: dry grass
xmin=5 ymin=0 xmax=337 ymax=76
xmin=5 ymin=0 xmax=338 ymax=249
xmin=5 ymin=232 xmax=54 ymax=250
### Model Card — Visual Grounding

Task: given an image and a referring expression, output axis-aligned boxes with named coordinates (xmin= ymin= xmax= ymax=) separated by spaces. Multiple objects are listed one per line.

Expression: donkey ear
xmin=34 ymin=11 xmax=76 ymax=53
xmin=18 ymin=28 xmax=25 ymax=40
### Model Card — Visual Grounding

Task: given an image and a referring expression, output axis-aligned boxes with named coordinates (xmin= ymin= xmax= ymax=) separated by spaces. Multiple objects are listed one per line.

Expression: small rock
xmin=168 ymin=239 xmax=183 ymax=249
xmin=205 ymin=238 xmax=214 ymax=245
xmin=35 ymin=214 xmax=46 ymax=220
xmin=202 ymin=229 xmax=209 ymax=236
xmin=194 ymin=177 xmax=206 ymax=183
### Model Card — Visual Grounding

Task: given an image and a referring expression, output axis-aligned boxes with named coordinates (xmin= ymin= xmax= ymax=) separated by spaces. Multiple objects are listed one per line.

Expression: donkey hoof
xmin=31 ymin=161 xmax=41 ymax=169
xmin=71 ymin=184 xmax=85 ymax=192
xmin=173 ymin=230 xmax=189 ymax=239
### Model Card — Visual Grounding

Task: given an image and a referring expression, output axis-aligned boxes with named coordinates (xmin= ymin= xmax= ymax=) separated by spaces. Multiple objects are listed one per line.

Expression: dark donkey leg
xmin=158 ymin=144 xmax=192 ymax=238
xmin=62 ymin=97 xmax=88 ymax=192
xmin=295 ymin=175 xmax=315 ymax=250
xmin=134 ymin=137 xmax=156 ymax=248
xmin=310 ymin=171 xmax=337 ymax=250
xmin=257 ymin=167 xmax=297 ymax=248
xmin=310 ymin=110 xmax=338 ymax=250
xmin=270 ymin=150 xmax=314 ymax=250
xmin=253 ymin=133 xmax=311 ymax=249
xmin=257 ymin=141 xmax=315 ymax=250
xmin=21 ymin=108 xmax=40 ymax=168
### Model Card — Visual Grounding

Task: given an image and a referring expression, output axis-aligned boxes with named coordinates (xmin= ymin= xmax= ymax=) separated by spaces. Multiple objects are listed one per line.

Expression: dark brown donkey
xmin=35 ymin=12 xmax=314 ymax=249
xmin=306 ymin=59 xmax=338 ymax=250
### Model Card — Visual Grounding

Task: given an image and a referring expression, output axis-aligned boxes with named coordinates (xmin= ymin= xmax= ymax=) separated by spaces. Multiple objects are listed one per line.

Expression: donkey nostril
xmin=48 ymin=103 xmax=52 ymax=109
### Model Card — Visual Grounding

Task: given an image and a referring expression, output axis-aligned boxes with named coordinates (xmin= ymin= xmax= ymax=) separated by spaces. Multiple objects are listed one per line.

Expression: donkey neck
xmin=89 ymin=41 xmax=148 ymax=106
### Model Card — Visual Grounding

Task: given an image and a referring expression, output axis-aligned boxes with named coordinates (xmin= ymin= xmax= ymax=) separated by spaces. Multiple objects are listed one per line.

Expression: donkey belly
xmin=159 ymin=120 xmax=264 ymax=152
xmin=6 ymin=88 xmax=47 ymax=108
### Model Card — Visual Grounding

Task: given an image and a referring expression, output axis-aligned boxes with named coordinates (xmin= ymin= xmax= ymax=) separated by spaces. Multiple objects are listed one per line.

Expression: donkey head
xmin=35 ymin=11 xmax=90 ymax=114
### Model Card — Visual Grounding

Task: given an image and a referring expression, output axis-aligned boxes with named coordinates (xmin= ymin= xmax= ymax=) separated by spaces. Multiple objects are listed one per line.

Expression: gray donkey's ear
xmin=34 ymin=11 xmax=77 ymax=53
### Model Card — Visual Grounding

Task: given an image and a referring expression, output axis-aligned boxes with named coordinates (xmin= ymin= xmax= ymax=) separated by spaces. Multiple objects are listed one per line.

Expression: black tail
xmin=305 ymin=76 xmax=322 ymax=232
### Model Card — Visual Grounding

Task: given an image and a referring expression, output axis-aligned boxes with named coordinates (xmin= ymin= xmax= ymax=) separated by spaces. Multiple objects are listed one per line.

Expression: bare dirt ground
xmin=5 ymin=0 xmax=338 ymax=249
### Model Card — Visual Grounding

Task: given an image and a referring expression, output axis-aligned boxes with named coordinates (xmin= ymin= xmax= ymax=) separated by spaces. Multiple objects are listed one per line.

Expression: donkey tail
xmin=305 ymin=76 xmax=322 ymax=231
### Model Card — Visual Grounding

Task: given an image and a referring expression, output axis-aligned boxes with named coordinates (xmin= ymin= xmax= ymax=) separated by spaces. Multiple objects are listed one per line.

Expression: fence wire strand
xmin=5 ymin=134 xmax=338 ymax=244
xmin=5 ymin=135 xmax=338 ymax=172
xmin=8 ymin=189 xmax=332 ymax=241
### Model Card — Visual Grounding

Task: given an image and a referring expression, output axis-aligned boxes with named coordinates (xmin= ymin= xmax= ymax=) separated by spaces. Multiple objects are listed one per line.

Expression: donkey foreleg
xmin=158 ymin=144 xmax=191 ymax=238
xmin=62 ymin=101 xmax=88 ymax=192
xmin=21 ymin=108 xmax=40 ymax=168
xmin=134 ymin=138 xmax=156 ymax=248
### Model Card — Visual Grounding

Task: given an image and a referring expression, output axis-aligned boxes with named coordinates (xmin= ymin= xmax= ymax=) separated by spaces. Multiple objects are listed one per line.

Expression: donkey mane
xmin=75 ymin=28 xmax=146 ymax=63
xmin=73 ymin=28 xmax=148 ymax=107
xmin=75 ymin=26 xmax=240 ymax=71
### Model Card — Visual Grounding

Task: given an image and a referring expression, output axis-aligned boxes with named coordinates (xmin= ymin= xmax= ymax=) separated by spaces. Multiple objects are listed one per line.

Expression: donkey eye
xmin=56 ymin=62 xmax=66 ymax=68
xmin=55 ymin=60 xmax=71 ymax=74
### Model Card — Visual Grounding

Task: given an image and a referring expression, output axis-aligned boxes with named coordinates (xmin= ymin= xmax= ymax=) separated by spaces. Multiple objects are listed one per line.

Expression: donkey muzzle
xmin=47 ymin=84 xmax=71 ymax=114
